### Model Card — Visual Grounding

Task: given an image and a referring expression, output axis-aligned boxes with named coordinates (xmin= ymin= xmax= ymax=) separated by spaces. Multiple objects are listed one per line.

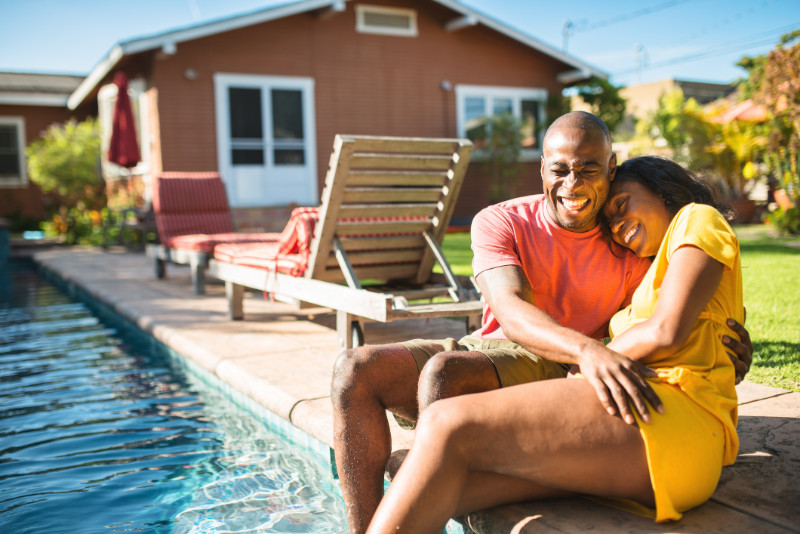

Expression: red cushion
xmin=214 ymin=242 xmax=309 ymax=276
xmin=166 ymin=232 xmax=280 ymax=253
xmin=153 ymin=173 xmax=235 ymax=241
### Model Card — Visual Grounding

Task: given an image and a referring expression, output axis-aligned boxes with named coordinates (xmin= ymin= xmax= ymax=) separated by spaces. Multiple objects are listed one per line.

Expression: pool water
xmin=0 ymin=263 xmax=348 ymax=533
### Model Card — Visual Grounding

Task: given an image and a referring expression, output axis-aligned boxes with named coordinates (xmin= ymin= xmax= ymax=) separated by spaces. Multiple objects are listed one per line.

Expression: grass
xmin=440 ymin=225 xmax=800 ymax=391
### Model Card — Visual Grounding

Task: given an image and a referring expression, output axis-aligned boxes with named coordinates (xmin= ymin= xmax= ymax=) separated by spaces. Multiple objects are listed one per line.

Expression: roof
xmin=0 ymin=71 xmax=84 ymax=107
xmin=68 ymin=0 xmax=606 ymax=109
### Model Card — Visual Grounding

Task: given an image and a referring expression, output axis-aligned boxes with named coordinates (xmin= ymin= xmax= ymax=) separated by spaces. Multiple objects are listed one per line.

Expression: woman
xmin=366 ymin=156 xmax=743 ymax=533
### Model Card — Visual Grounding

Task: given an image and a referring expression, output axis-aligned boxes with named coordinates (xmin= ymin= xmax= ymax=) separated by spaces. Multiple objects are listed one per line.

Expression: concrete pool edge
xmin=29 ymin=248 xmax=800 ymax=534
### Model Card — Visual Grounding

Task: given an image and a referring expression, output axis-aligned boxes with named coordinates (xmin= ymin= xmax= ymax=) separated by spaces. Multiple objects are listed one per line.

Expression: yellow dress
xmin=609 ymin=203 xmax=742 ymax=522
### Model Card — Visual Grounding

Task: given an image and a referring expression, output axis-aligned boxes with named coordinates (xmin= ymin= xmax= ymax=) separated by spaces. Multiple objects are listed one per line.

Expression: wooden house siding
xmin=142 ymin=0 xmax=568 ymax=221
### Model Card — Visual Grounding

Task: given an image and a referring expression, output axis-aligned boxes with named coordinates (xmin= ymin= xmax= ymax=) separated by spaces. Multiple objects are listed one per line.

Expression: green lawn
xmin=440 ymin=225 xmax=800 ymax=391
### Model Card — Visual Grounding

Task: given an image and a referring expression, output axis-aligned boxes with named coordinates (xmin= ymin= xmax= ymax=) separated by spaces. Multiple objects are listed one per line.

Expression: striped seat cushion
xmin=165 ymin=232 xmax=281 ymax=254
xmin=214 ymin=242 xmax=309 ymax=277
xmin=153 ymin=172 xmax=235 ymax=242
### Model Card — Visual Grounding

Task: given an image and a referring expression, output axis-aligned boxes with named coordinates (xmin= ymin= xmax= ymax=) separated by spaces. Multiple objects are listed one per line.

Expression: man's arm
xmin=476 ymin=265 xmax=663 ymax=425
xmin=724 ymin=313 xmax=753 ymax=384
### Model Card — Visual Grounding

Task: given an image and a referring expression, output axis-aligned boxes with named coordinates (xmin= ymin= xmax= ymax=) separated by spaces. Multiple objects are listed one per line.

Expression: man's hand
xmin=723 ymin=309 xmax=753 ymax=384
xmin=577 ymin=345 xmax=664 ymax=425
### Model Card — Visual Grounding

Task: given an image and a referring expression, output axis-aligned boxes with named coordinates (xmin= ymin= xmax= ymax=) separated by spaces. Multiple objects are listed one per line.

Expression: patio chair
xmin=145 ymin=172 xmax=281 ymax=294
xmin=208 ymin=134 xmax=483 ymax=349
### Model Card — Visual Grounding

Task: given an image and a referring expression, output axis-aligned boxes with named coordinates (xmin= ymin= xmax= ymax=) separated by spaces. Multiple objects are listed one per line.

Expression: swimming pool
xmin=0 ymin=262 xmax=348 ymax=533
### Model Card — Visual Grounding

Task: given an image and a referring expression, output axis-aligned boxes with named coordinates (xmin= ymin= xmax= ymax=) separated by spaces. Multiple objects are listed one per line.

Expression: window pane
xmin=363 ymin=11 xmax=412 ymax=30
xmin=274 ymin=149 xmax=305 ymax=165
xmin=493 ymin=98 xmax=512 ymax=115
xmin=0 ymin=124 xmax=20 ymax=176
xmin=272 ymin=89 xmax=304 ymax=140
xmin=229 ymin=88 xmax=263 ymax=139
xmin=232 ymin=149 xmax=265 ymax=165
xmin=464 ymin=96 xmax=487 ymax=141
xmin=520 ymin=99 xmax=540 ymax=149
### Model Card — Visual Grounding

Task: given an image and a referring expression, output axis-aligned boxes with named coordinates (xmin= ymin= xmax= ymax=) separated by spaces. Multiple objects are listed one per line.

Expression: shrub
xmin=766 ymin=206 xmax=800 ymax=235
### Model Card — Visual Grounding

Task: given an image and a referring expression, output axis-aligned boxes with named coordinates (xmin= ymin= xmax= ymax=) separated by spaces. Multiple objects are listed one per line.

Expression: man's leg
xmin=417 ymin=351 xmax=501 ymax=410
xmin=330 ymin=343 xmax=423 ymax=534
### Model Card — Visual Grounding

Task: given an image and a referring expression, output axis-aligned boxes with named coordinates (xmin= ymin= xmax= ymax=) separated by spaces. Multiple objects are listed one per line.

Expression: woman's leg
xmin=367 ymin=377 xmax=654 ymax=534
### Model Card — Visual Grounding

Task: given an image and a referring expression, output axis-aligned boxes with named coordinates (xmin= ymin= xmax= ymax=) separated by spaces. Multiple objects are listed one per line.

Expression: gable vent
xmin=356 ymin=5 xmax=417 ymax=37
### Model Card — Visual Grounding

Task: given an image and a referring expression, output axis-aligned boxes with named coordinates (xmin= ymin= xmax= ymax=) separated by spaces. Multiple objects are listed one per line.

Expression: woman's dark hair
xmin=613 ymin=156 xmax=734 ymax=221
xmin=601 ymin=156 xmax=734 ymax=254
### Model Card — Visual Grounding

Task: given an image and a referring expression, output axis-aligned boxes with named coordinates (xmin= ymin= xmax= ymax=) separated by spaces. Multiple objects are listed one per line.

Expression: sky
xmin=0 ymin=0 xmax=798 ymax=87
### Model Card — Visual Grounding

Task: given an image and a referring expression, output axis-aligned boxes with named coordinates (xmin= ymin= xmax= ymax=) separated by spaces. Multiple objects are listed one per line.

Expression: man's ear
xmin=608 ymin=152 xmax=618 ymax=181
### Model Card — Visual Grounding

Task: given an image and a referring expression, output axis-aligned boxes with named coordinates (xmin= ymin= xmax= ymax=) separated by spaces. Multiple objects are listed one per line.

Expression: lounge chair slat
xmin=317 ymin=263 xmax=420 ymax=283
xmin=347 ymin=136 xmax=462 ymax=154
xmin=342 ymin=188 xmax=443 ymax=203
xmin=324 ymin=249 xmax=424 ymax=268
xmin=337 ymin=204 xmax=438 ymax=219
xmin=335 ymin=220 xmax=432 ymax=235
xmin=347 ymin=172 xmax=448 ymax=187
xmin=337 ymin=235 xmax=426 ymax=251
xmin=349 ymin=154 xmax=454 ymax=171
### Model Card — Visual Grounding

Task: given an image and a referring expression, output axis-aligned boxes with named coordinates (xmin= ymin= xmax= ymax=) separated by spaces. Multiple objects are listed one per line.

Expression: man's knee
xmin=418 ymin=351 xmax=499 ymax=409
xmin=331 ymin=346 xmax=375 ymax=407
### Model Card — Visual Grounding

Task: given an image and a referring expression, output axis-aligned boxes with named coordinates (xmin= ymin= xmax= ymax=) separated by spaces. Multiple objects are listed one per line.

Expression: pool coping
xmin=28 ymin=248 xmax=800 ymax=534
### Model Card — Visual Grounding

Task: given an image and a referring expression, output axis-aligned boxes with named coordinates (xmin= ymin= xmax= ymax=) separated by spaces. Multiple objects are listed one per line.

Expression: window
xmin=455 ymin=85 xmax=548 ymax=159
xmin=0 ymin=117 xmax=26 ymax=187
xmin=356 ymin=5 xmax=417 ymax=37
xmin=214 ymin=73 xmax=317 ymax=207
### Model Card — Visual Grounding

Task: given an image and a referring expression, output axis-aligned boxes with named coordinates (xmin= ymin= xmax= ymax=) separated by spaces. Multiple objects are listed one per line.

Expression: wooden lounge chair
xmin=208 ymin=134 xmax=483 ymax=348
xmin=145 ymin=172 xmax=280 ymax=294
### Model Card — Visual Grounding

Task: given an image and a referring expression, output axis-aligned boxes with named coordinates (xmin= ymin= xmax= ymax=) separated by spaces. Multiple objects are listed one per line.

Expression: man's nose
xmin=562 ymin=171 xmax=581 ymax=189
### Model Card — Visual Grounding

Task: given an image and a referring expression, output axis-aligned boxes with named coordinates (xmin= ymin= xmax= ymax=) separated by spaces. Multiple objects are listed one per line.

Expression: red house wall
xmin=131 ymin=0 xmax=572 ymax=223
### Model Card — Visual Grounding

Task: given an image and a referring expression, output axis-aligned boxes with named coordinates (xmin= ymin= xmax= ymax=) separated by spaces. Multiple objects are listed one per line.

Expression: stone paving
xmin=29 ymin=247 xmax=800 ymax=533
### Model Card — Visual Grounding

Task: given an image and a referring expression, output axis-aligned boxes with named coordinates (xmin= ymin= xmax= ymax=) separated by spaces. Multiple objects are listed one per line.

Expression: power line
xmin=572 ymin=0 xmax=693 ymax=32
xmin=611 ymin=23 xmax=800 ymax=77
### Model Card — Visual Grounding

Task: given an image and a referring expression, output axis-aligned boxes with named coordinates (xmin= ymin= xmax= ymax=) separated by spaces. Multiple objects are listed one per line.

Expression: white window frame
xmin=356 ymin=4 xmax=418 ymax=37
xmin=455 ymin=85 xmax=548 ymax=161
xmin=214 ymin=73 xmax=318 ymax=208
xmin=0 ymin=116 xmax=27 ymax=188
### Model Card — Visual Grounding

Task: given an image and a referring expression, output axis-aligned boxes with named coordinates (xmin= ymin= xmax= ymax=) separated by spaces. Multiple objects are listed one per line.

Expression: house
xmin=61 ymin=0 xmax=605 ymax=229
xmin=0 ymin=72 xmax=87 ymax=226
xmin=615 ymin=78 xmax=735 ymax=137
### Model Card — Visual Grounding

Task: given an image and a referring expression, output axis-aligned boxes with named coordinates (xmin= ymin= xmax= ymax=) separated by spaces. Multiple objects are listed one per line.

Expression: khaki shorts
xmin=395 ymin=335 xmax=570 ymax=429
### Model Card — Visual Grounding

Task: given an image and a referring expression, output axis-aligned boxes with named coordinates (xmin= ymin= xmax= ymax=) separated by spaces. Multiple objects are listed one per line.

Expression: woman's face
xmin=603 ymin=179 xmax=673 ymax=257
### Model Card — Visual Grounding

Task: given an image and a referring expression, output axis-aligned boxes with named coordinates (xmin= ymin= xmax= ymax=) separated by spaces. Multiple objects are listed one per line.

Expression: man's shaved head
xmin=543 ymin=111 xmax=611 ymax=148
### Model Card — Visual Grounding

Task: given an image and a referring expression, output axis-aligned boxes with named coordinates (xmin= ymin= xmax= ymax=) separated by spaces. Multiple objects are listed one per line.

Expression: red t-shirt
xmin=471 ymin=195 xmax=651 ymax=340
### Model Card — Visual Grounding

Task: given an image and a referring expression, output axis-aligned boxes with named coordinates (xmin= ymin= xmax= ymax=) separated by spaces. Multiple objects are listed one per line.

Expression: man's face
xmin=540 ymin=127 xmax=616 ymax=233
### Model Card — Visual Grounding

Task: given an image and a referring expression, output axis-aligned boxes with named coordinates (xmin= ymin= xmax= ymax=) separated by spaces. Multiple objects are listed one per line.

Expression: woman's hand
xmin=577 ymin=345 xmax=664 ymax=425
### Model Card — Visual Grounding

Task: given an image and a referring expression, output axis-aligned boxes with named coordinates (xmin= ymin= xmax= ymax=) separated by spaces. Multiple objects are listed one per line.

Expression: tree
xmin=574 ymin=77 xmax=627 ymax=133
xmin=752 ymin=31 xmax=800 ymax=202
xmin=26 ymin=118 xmax=105 ymax=244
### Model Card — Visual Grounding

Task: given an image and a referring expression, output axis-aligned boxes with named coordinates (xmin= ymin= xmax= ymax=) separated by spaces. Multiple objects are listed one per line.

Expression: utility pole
xmin=634 ymin=43 xmax=645 ymax=85
xmin=562 ymin=20 xmax=573 ymax=52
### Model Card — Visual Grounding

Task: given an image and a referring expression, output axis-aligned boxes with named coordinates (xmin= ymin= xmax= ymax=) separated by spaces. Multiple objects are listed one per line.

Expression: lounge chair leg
xmin=226 ymin=281 xmax=244 ymax=320
xmin=191 ymin=264 xmax=206 ymax=295
xmin=155 ymin=258 xmax=166 ymax=279
xmin=336 ymin=311 xmax=364 ymax=350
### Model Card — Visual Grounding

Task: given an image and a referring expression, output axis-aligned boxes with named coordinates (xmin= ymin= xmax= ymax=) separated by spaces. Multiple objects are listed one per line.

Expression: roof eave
xmin=433 ymin=0 xmax=606 ymax=81
xmin=67 ymin=0 xmax=346 ymax=109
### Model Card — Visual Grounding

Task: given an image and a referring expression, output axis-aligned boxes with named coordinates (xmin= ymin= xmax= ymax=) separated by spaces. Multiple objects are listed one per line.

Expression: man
xmin=331 ymin=111 xmax=752 ymax=533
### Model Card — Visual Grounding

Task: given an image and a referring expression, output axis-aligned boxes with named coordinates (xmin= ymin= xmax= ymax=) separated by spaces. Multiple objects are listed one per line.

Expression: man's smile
xmin=558 ymin=196 xmax=589 ymax=213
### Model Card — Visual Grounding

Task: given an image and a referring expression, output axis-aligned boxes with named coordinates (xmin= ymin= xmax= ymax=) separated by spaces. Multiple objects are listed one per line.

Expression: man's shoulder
xmin=477 ymin=195 xmax=544 ymax=220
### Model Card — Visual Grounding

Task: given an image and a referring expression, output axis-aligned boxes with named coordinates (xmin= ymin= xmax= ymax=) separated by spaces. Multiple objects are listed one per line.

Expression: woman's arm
xmin=478 ymin=265 xmax=663 ymax=424
xmin=608 ymin=245 xmax=723 ymax=362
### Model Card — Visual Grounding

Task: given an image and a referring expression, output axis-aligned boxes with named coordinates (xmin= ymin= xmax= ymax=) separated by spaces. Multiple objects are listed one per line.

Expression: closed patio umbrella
xmin=108 ymin=72 xmax=141 ymax=168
